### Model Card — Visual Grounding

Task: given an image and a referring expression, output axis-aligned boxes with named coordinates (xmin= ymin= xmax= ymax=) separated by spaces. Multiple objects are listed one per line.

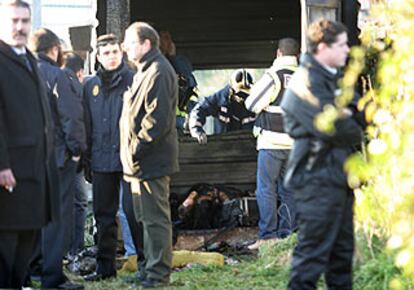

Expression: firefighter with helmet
xmin=189 ymin=69 xmax=256 ymax=144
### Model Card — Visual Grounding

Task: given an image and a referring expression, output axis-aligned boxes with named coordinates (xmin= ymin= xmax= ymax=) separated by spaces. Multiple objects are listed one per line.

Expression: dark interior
xmin=129 ymin=0 xmax=301 ymax=69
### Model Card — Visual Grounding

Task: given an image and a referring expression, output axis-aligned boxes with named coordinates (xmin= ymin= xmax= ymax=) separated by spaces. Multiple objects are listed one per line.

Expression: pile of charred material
xmin=171 ymin=183 xmax=258 ymax=231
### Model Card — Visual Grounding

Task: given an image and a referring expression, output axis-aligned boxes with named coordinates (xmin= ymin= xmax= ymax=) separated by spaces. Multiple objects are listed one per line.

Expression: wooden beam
xmin=171 ymin=131 xmax=258 ymax=195
xmin=307 ymin=0 xmax=339 ymax=8
xmin=301 ymin=0 xmax=341 ymax=52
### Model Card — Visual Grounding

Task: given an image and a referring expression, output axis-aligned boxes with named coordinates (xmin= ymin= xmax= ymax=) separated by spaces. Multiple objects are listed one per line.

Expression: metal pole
xmin=32 ymin=0 xmax=42 ymax=29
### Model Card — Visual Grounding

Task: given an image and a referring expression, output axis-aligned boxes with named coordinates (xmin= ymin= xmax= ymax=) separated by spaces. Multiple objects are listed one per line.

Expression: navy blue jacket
xmin=84 ymin=62 xmax=134 ymax=172
xmin=37 ymin=53 xmax=86 ymax=168
xmin=189 ymin=85 xmax=256 ymax=135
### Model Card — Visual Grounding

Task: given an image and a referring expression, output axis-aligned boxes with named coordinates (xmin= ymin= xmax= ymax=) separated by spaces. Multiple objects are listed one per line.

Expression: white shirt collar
xmin=272 ymin=56 xmax=298 ymax=67
xmin=12 ymin=47 xmax=27 ymax=55
xmin=322 ymin=64 xmax=337 ymax=75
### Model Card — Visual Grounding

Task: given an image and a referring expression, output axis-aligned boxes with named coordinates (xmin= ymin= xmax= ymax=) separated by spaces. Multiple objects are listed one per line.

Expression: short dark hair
xmin=127 ymin=22 xmax=159 ymax=49
xmin=63 ymin=52 xmax=84 ymax=74
xmin=29 ymin=28 xmax=60 ymax=53
xmin=278 ymin=38 xmax=300 ymax=56
xmin=0 ymin=0 xmax=31 ymax=14
xmin=96 ymin=34 xmax=120 ymax=54
xmin=307 ymin=18 xmax=348 ymax=54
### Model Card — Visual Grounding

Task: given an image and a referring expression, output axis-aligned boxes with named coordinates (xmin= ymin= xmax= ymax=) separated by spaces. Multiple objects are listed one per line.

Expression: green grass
xmin=64 ymin=232 xmax=413 ymax=290
xmin=170 ymin=238 xmax=294 ymax=290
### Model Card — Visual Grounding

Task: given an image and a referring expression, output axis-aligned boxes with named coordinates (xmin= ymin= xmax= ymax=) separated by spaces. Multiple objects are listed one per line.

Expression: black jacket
xmin=84 ymin=62 xmax=134 ymax=172
xmin=37 ymin=53 xmax=86 ymax=168
xmin=120 ymin=48 xmax=179 ymax=180
xmin=0 ymin=41 xmax=60 ymax=229
xmin=281 ymin=54 xmax=364 ymax=189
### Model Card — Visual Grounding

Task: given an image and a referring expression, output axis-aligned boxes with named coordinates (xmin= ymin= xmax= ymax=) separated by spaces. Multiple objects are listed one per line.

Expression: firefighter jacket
xmin=245 ymin=56 xmax=297 ymax=150
xmin=189 ymin=85 xmax=256 ymax=136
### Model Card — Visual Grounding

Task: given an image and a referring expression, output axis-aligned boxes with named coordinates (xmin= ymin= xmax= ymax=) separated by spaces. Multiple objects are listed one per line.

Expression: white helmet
xmin=230 ymin=69 xmax=254 ymax=92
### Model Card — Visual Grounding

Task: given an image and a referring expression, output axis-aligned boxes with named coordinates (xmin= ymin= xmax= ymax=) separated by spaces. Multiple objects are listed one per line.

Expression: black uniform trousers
xmin=0 ymin=229 xmax=37 ymax=288
xmin=36 ymin=160 xmax=77 ymax=287
xmin=92 ymin=172 xmax=121 ymax=275
xmin=92 ymin=172 xmax=145 ymax=275
xmin=288 ymin=182 xmax=354 ymax=290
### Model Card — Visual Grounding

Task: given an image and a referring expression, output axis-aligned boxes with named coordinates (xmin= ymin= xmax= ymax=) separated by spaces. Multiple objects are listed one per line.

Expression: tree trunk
xmin=105 ymin=0 xmax=130 ymax=39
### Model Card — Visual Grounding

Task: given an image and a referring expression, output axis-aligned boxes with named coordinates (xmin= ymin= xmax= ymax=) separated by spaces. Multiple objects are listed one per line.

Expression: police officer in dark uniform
xmin=189 ymin=69 xmax=256 ymax=144
xmin=82 ymin=34 xmax=141 ymax=281
xmin=61 ymin=52 xmax=90 ymax=257
xmin=29 ymin=27 xmax=85 ymax=290
xmin=281 ymin=19 xmax=366 ymax=289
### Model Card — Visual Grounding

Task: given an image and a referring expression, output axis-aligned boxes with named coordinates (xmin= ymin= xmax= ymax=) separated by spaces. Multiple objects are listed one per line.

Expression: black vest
xmin=255 ymin=68 xmax=295 ymax=133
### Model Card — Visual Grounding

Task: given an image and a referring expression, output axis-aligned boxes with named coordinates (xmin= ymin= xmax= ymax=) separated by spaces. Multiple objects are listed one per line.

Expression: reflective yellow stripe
xmin=176 ymin=107 xmax=187 ymax=117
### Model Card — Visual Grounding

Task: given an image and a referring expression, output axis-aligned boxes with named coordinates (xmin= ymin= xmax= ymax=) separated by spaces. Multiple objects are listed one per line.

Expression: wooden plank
xmin=171 ymin=183 xmax=255 ymax=196
xmin=178 ymin=132 xmax=257 ymax=164
xmin=171 ymin=131 xmax=258 ymax=195
xmin=172 ymin=161 xmax=257 ymax=186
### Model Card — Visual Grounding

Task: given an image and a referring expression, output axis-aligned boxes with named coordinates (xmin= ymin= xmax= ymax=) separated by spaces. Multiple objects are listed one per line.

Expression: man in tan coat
xmin=121 ymin=22 xmax=179 ymax=288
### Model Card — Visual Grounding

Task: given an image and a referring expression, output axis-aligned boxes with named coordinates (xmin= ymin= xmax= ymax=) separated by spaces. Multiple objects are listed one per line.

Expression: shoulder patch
xmin=283 ymin=74 xmax=292 ymax=88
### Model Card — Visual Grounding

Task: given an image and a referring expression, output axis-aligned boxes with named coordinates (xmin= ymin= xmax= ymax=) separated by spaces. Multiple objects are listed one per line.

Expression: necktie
xmin=19 ymin=53 xmax=32 ymax=72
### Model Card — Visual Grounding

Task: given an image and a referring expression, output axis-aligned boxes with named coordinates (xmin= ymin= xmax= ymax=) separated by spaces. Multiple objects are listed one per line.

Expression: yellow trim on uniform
xmin=176 ymin=106 xmax=187 ymax=117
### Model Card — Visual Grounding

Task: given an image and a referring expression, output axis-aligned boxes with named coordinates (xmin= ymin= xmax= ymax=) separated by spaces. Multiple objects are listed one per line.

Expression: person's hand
xmin=195 ymin=132 xmax=208 ymax=145
xmin=72 ymin=155 xmax=81 ymax=162
xmin=0 ymin=169 xmax=16 ymax=192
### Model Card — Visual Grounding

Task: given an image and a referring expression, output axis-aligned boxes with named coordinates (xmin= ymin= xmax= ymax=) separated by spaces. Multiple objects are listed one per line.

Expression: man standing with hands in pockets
xmin=121 ymin=22 xmax=179 ymax=288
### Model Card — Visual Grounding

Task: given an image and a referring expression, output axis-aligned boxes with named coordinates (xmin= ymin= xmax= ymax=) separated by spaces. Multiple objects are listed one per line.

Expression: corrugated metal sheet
xmin=129 ymin=0 xmax=301 ymax=69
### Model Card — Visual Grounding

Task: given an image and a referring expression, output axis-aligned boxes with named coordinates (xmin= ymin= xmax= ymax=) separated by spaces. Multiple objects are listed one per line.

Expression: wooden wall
xmin=129 ymin=0 xmax=301 ymax=69
xmin=171 ymin=131 xmax=258 ymax=195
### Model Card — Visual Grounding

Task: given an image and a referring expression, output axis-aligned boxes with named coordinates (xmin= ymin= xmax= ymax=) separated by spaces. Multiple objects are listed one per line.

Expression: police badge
xmin=92 ymin=85 xmax=99 ymax=97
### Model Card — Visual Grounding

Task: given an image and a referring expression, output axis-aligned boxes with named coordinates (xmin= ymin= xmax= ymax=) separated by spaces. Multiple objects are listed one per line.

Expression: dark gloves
xmin=82 ymin=157 xmax=93 ymax=183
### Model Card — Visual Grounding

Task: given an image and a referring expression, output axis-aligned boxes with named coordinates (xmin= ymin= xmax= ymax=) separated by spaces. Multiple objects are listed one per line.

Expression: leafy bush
xmin=317 ymin=1 xmax=414 ymax=288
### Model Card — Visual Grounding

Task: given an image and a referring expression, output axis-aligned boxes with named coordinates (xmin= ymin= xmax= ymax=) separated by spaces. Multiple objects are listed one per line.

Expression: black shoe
xmin=122 ymin=272 xmax=146 ymax=284
xmin=55 ymin=280 xmax=85 ymax=290
xmin=141 ymin=277 xmax=169 ymax=288
xmin=83 ymin=272 xmax=116 ymax=282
